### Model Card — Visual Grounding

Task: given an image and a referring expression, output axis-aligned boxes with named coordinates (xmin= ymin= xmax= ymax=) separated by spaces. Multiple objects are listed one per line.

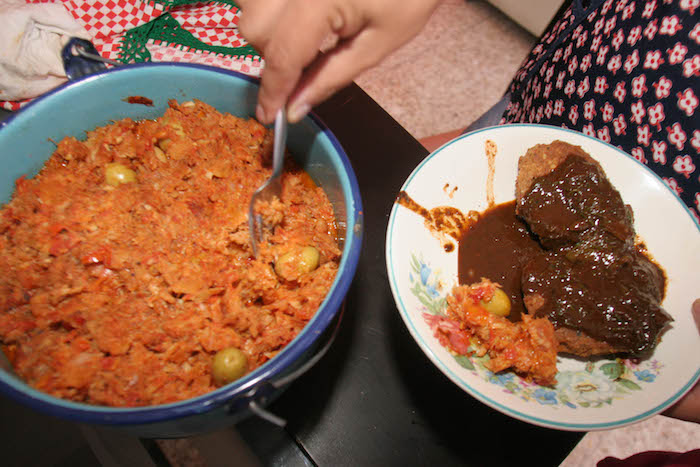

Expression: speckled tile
xmin=355 ymin=1 xmax=700 ymax=465
xmin=355 ymin=0 xmax=534 ymax=139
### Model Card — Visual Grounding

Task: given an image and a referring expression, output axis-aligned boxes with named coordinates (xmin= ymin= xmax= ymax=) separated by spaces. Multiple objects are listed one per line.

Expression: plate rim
xmin=385 ymin=123 xmax=700 ymax=431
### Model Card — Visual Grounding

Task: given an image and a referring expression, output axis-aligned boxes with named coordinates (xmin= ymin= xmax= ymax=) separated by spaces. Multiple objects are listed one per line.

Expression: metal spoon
xmin=248 ymin=108 xmax=287 ymax=257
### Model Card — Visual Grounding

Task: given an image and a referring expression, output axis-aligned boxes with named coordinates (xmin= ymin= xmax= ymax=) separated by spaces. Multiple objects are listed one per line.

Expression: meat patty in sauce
xmin=516 ymin=142 xmax=671 ymax=357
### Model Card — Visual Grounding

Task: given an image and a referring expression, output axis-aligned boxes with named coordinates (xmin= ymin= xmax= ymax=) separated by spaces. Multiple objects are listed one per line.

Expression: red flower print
xmin=680 ymin=0 xmax=699 ymax=14
xmin=563 ymin=42 xmax=574 ymax=61
xmin=667 ymin=42 xmax=688 ymax=65
xmin=624 ymin=50 xmax=640 ymax=73
xmin=594 ymin=18 xmax=606 ymax=35
xmin=536 ymin=105 xmax=544 ymax=122
xmin=553 ymin=48 xmax=563 ymax=62
xmin=613 ymin=114 xmax=628 ymax=135
xmin=623 ymin=2 xmax=636 ymax=20
xmin=583 ymin=123 xmax=596 ymax=136
xmin=614 ymin=81 xmax=627 ymax=102
xmin=653 ymin=76 xmax=673 ymax=98
xmin=692 ymin=130 xmax=700 ymax=153
xmin=663 ymin=177 xmax=683 ymax=196
xmin=577 ymin=30 xmax=589 ymax=48
xmin=597 ymin=45 xmax=610 ymax=65
xmin=690 ymin=23 xmax=700 ymax=44
xmin=682 ymin=55 xmax=700 ymax=77
xmin=595 ymin=76 xmax=609 ymax=94
xmin=545 ymin=64 xmax=555 ymax=82
xmin=637 ymin=124 xmax=652 ymax=146
xmin=584 ymin=99 xmax=597 ymax=120
xmin=644 ymin=19 xmax=659 ymax=40
xmin=628 ymin=25 xmax=642 ymax=45
xmin=554 ymin=100 xmax=565 ymax=116
xmin=534 ymin=82 xmax=542 ymax=99
xmin=580 ymin=53 xmax=593 ymax=72
xmin=642 ymin=0 xmax=657 ymax=19
xmin=631 ymin=147 xmax=647 ymax=163
xmin=569 ymin=105 xmax=579 ymax=125
xmin=631 ymin=100 xmax=647 ymax=124
xmin=602 ymin=0 xmax=614 ymax=15
xmin=545 ymin=101 xmax=553 ymax=119
xmin=677 ymin=88 xmax=699 ymax=116
xmin=544 ymin=82 xmax=553 ymax=99
xmin=569 ymin=55 xmax=579 ymax=75
xmin=673 ymin=155 xmax=696 ymax=178
xmin=578 ymin=76 xmax=591 ymax=98
xmin=644 ymin=50 xmax=665 ymax=69
xmin=608 ymin=54 xmax=623 ymax=74
xmin=667 ymin=122 xmax=687 ymax=150
xmin=556 ymin=71 xmax=566 ymax=89
xmin=660 ymin=16 xmax=683 ymax=35
xmin=588 ymin=10 xmax=597 ymax=22
xmin=616 ymin=0 xmax=629 ymax=13
xmin=602 ymin=102 xmax=615 ymax=122
xmin=632 ymin=74 xmax=648 ymax=97
xmin=597 ymin=126 xmax=611 ymax=143
xmin=605 ymin=16 xmax=617 ymax=35
xmin=573 ymin=24 xmax=584 ymax=40
xmin=648 ymin=102 xmax=666 ymax=128
xmin=591 ymin=34 xmax=603 ymax=52
xmin=652 ymin=140 xmax=668 ymax=164
xmin=565 ymin=79 xmax=576 ymax=97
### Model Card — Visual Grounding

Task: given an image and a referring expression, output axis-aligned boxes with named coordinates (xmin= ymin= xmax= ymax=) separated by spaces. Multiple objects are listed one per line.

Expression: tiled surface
xmin=354 ymin=1 xmax=700 ymax=465
xmin=355 ymin=0 xmax=533 ymax=139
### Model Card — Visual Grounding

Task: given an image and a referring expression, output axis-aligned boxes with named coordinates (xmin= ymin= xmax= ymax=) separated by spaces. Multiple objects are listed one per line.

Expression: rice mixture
xmin=0 ymin=100 xmax=341 ymax=406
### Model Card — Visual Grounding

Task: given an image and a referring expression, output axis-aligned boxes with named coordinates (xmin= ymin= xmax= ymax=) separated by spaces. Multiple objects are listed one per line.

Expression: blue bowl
xmin=0 ymin=63 xmax=363 ymax=437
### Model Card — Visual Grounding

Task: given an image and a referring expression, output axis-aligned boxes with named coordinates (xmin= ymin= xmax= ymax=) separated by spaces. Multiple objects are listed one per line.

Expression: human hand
xmin=236 ymin=0 xmax=442 ymax=124
xmin=663 ymin=298 xmax=700 ymax=423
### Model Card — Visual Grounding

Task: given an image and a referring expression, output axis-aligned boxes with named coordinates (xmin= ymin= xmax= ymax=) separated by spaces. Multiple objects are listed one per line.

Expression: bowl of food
xmin=386 ymin=124 xmax=700 ymax=431
xmin=0 ymin=63 xmax=363 ymax=437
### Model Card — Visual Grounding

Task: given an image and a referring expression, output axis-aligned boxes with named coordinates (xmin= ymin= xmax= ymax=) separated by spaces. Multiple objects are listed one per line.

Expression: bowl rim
xmin=0 ymin=62 xmax=364 ymax=425
xmin=385 ymin=123 xmax=700 ymax=431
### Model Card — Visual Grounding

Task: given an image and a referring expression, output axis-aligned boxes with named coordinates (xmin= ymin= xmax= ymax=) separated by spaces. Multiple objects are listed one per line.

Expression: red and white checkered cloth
xmin=2 ymin=0 xmax=263 ymax=111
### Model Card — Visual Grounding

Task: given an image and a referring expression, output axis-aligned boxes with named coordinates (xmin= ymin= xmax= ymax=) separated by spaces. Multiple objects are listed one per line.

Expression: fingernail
xmin=288 ymin=102 xmax=310 ymax=123
xmin=256 ymin=104 xmax=267 ymax=123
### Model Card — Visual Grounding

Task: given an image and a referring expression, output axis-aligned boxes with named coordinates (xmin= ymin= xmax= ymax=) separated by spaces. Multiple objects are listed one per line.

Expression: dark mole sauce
xmin=517 ymin=155 xmax=670 ymax=354
xmin=458 ymin=201 xmax=540 ymax=322
xmin=456 ymin=154 xmax=669 ymax=354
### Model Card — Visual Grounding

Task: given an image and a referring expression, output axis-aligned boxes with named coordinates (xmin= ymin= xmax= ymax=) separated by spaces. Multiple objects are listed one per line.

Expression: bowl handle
xmin=229 ymin=303 xmax=346 ymax=427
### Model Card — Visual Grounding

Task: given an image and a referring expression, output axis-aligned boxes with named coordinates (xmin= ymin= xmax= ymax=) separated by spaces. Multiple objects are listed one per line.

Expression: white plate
xmin=386 ymin=124 xmax=700 ymax=431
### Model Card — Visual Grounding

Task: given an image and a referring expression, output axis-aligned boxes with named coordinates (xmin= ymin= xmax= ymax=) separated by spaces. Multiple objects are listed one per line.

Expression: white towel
xmin=0 ymin=0 xmax=91 ymax=101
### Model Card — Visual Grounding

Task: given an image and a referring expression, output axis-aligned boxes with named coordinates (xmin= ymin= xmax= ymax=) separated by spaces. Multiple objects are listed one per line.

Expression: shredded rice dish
xmin=0 ymin=100 xmax=341 ymax=406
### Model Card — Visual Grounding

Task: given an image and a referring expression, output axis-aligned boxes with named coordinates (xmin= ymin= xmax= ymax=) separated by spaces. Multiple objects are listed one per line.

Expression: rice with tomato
xmin=0 ymin=100 xmax=341 ymax=406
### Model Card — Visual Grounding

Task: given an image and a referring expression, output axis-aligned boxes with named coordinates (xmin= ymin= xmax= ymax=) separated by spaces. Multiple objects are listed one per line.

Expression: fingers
xmin=284 ymin=0 xmax=440 ymax=122
xmin=286 ymin=27 xmax=401 ymax=122
xmin=238 ymin=0 xmax=440 ymax=124
xmin=240 ymin=1 xmax=349 ymax=123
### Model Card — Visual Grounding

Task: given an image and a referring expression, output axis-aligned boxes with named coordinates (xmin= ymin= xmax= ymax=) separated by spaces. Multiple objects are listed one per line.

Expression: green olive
xmin=480 ymin=288 xmax=511 ymax=317
xmin=105 ymin=163 xmax=136 ymax=186
xmin=211 ymin=347 xmax=248 ymax=386
xmin=275 ymin=246 xmax=320 ymax=278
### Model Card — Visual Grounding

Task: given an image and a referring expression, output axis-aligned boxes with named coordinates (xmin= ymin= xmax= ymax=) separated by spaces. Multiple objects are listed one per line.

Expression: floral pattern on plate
xmin=409 ymin=252 xmax=664 ymax=410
